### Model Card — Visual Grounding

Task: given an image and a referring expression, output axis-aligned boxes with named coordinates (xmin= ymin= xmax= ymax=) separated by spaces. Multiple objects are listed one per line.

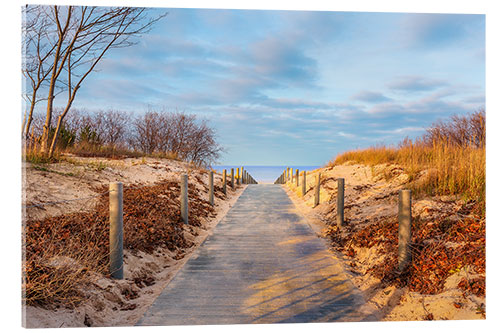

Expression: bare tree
xmin=186 ymin=119 xmax=223 ymax=166
xmin=469 ymin=108 xmax=486 ymax=148
xmin=169 ymin=112 xmax=197 ymax=159
xmin=24 ymin=5 xmax=166 ymax=157
xmin=98 ymin=110 xmax=130 ymax=148
xmin=129 ymin=110 xmax=223 ymax=165
xmin=130 ymin=110 xmax=166 ymax=154
xmin=22 ymin=5 xmax=61 ymax=141
xmin=423 ymin=109 xmax=485 ymax=148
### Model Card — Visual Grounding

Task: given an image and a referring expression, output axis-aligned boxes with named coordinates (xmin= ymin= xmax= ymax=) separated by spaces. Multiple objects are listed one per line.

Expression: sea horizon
xmin=211 ymin=165 xmax=321 ymax=183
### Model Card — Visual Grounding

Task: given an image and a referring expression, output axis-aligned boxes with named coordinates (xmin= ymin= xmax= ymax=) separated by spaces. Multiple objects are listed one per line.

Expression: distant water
xmin=211 ymin=165 xmax=320 ymax=183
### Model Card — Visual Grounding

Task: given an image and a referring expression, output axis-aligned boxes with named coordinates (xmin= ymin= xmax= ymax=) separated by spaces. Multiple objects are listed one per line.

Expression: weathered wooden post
xmin=209 ymin=171 xmax=214 ymax=206
xmin=180 ymin=174 xmax=189 ymax=224
xmin=222 ymin=169 xmax=227 ymax=195
xmin=314 ymin=172 xmax=321 ymax=207
xmin=337 ymin=178 xmax=345 ymax=227
xmin=241 ymin=167 xmax=244 ymax=184
xmin=398 ymin=190 xmax=412 ymax=271
xmin=236 ymin=167 xmax=240 ymax=185
xmin=296 ymin=169 xmax=299 ymax=187
xmin=231 ymin=168 xmax=235 ymax=189
xmin=109 ymin=182 xmax=123 ymax=279
xmin=302 ymin=171 xmax=306 ymax=196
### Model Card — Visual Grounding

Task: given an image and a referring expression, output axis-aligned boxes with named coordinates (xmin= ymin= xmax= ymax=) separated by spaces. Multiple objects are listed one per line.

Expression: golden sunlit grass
xmin=331 ymin=110 xmax=485 ymax=215
xmin=334 ymin=142 xmax=484 ymax=199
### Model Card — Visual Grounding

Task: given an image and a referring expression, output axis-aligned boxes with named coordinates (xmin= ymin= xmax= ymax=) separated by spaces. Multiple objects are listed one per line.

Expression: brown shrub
xmin=23 ymin=179 xmax=217 ymax=308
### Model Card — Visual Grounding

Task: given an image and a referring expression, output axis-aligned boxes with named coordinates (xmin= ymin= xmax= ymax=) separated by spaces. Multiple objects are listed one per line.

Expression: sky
xmin=55 ymin=8 xmax=484 ymax=166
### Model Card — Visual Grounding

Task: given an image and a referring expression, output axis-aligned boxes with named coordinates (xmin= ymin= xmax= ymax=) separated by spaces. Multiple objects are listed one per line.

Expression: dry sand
xmin=22 ymin=157 xmax=485 ymax=326
xmin=23 ymin=155 xmax=245 ymax=328
xmin=283 ymin=162 xmax=485 ymax=321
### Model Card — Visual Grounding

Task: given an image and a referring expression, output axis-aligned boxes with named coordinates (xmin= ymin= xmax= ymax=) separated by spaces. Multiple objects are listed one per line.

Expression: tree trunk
xmin=39 ymin=92 xmax=54 ymax=155
xmin=23 ymin=91 xmax=37 ymax=140
xmin=48 ymin=94 xmax=75 ymax=158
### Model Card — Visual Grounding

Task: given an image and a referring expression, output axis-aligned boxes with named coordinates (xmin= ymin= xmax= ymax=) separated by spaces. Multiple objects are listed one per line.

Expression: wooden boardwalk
xmin=137 ymin=184 xmax=374 ymax=326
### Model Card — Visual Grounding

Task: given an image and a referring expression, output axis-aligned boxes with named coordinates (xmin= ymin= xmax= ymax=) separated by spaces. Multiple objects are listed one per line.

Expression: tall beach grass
xmin=331 ymin=110 xmax=485 ymax=214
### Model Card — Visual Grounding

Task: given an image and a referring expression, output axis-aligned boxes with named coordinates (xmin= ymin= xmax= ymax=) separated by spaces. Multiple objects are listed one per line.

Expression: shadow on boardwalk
xmin=137 ymin=185 xmax=376 ymax=326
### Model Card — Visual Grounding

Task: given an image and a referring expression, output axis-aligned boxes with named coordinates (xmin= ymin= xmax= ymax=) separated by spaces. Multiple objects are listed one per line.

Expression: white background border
xmin=2 ymin=1 xmax=498 ymax=332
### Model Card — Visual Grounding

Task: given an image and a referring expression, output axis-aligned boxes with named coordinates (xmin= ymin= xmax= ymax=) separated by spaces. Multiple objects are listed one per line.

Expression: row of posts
xmin=274 ymin=166 xmax=413 ymax=272
xmin=108 ymin=167 xmax=258 ymax=279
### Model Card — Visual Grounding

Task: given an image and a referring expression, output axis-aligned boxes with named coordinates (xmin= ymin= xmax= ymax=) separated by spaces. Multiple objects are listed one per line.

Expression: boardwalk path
xmin=137 ymin=184 xmax=374 ymax=326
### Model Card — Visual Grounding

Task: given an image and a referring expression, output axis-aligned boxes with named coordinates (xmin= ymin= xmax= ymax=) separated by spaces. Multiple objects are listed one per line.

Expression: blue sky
xmin=62 ymin=8 xmax=485 ymax=165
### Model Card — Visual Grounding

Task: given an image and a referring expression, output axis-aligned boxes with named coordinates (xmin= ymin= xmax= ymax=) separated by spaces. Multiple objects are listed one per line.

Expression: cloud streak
xmin=388 ymin=76 xmax=448 ymax=92
xmin=54 ymin=8 xmax=485 ymax=165
xmin=351 ymin=91 xmax=392 ymax=103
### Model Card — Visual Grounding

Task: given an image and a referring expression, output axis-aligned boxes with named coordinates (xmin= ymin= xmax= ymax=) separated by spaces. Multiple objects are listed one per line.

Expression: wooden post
xmin=337 ymin=178 xmax=344 ymax=227
xmin=296 ymin=169 xmax=299 ymax=187
xmin=222 ymin=169 xmax=227 ymax=195
xmin=180 ymin=174 xmax=188 ymax=224
xmin=236 ymin=167 xmax=239 ymax=185
xmin=314 ymin=172 xmax=321 ymax=207
xmin=209 ymin=171 xmax=214 ymax=206
xmin=231 ymin=168 xmax=234 ymax=189
xmin=109 ymin=182 xmax=123 ymax=279
xmin=398 ymin=190 xmax=412 ymax=271
xmin=302 ymin=171 xmax=306 ymax=196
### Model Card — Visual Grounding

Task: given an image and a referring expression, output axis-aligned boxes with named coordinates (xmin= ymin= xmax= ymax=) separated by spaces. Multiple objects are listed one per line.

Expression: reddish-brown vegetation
xmin=23 ymin=179 xmax=224 ymax=308
xmin=325 ymin=201 xmax=485 ymax=297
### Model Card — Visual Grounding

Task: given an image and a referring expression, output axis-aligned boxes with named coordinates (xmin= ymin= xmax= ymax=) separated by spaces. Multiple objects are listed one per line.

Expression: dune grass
xmin=331 ymin=111 xmax=485 ymax=215
xmin=334 ymin=142 xmax=484 ymax=200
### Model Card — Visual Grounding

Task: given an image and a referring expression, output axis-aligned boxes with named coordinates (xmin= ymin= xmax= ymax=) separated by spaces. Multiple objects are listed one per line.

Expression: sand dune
xmin=23 ymin=155 xmax=245 ymax=328
xmin=284 ymin=162 xmax=485 ymax=321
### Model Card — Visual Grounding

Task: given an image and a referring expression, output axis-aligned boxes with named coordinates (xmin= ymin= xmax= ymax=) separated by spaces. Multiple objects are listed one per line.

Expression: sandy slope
xmin=22 ymin=157 xmax=484 ymax=326
xmin=22 ymin=155 xmax=245 ymax=328
xmin=284 ymin=162 xmax=485 ymax=321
